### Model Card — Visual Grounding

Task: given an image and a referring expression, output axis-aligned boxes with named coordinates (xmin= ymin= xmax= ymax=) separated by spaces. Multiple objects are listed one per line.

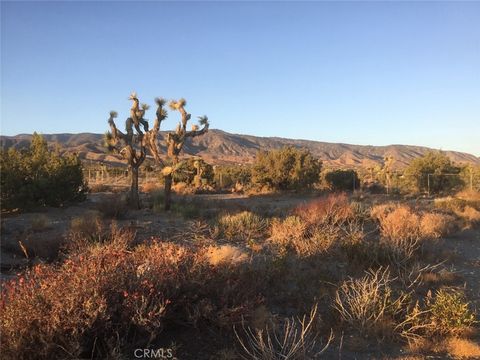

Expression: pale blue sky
xmin=1 ymin=1 xmax=479 ymax=155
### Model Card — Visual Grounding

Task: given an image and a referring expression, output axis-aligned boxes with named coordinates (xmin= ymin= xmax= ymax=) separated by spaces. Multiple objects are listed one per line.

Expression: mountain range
xmin=1 ymin=130 xmax=479 ymax=169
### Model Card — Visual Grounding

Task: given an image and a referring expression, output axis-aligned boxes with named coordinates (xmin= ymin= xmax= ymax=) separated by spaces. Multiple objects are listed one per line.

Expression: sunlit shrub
xmin=217 ymin=211 xmax=269 ymax=243
xmin=294 ymin=193 xmax=353 ymax=226
xmin=0 ymin=234 xmax=266 ymax=359
xmin=427 ymin=288 xmax=477 ymax=336
xmin=419 ymin=213 xmax=456 ymax=239
xmin=334 ymin=268 xmax=410 ymax=338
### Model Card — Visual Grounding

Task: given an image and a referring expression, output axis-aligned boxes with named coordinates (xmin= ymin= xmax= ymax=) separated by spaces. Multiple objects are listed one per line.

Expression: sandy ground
xmin=1 ymin=192 xmax=479 ymax=359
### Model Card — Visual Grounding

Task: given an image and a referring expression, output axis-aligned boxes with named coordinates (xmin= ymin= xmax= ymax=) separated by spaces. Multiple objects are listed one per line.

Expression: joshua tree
xmin=106 ymin=93 xmax=208 ymax=210
xmin=106 ymin=94 xmax=168 ymax=209
xmin=382 ymin=155 xmax=395 ymax=194
xmin=162 ymin=98 xmax=209 ymax=210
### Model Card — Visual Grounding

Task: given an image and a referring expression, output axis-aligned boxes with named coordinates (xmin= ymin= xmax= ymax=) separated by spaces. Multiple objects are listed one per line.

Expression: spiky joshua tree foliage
xmin=106 ymin=93 xmax=208 ymax=210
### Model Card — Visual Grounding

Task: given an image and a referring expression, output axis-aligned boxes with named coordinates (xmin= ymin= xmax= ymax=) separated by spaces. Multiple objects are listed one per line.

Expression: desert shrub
xmin=427 ymin=288 xmax=477 ymax=336
xmin=377 ymin=205 xmax=421 ymax=242
xmin=235 ymin=304 xmax=332 ymax=360
xmin=370 ymin=203 xmax=398 ymax=221
xmin=66 ymin=211 xmax=105 ymax=253
xmin=323 ymin=169 xmax=360 ymax=192
xmin=457 ymin=206 xmax=480 ymax=224
xmin=269 ymin=216 xmax=338 ymax=257
xmin=434 ymin=197 xmax=468 ymax=212
xmin=294 ymin=193 xmax=353 ymax=226
xmin=214 ymin=165 xmax=252 ymax=190
xmin=268 ymin=194 xmax=356 ymax=257
xmin=172 ymin=181 xmax=193 ymax=195
xmin=150 ymin=190 xmax=165 ymax=213
xmin=269 ymin=216 xmax=307 ymax=248
xmin=434 ymin=197 xmax=480 ymax=226
xmin=0 ymin=236 xmax=267 ymax=359
xmin=455 ymin=189 xmax=480 ymax=202
xmin=334 ymin=268 xmax=410 ymax=338
xmin=251 ymin=146 xmax=321 ymax=191
xmin=95 ymin=195 xmax=128 ymax=219
xmin=141 ymin=181 xmax=163 ymax=193
xmin=445 ymin=337 xmax=480 ymax=359
xmin=403 ymin=151 xmax=463 ymax=194
xmin=217 ymin=211 xmax=269 ymax=243
xmin=204 ymin=245 xmax=249 ymax=266
xmin=376 ymin=205 xmax=422 ymax=267
xmin=0 ymin=133 xmax=88 ymax=210
xmin=419 ymin=213 xmax=456 ymax=239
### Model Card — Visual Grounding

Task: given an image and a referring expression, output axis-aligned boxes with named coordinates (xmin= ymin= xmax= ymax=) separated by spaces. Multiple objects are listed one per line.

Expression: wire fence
xmin=84 ymin=168 xmax=161 ymax=188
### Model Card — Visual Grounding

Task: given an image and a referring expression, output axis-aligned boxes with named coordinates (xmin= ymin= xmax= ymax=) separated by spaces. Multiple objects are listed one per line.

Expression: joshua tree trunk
xmin=129 ymin=165 xmax=140 ymax=209
xmin=164 ymin=173 xmax=172 ymax=211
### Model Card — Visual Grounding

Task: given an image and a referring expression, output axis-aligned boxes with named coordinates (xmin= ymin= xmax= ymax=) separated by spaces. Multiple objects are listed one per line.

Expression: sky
xmin=1 ymin=1 xmax=479 ymax=156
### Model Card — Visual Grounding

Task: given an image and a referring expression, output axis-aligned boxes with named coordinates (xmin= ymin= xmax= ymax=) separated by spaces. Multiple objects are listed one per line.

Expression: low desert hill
xmin=1 ymin=130 xmax=479 ymax=169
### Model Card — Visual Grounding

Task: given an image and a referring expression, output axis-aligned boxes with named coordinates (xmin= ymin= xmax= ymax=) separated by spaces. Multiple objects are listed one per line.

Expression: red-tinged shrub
xmin=0 ymin=233 xmax=267 ymax=359
xmin=294 ymin=193 xmax=353 ymax=226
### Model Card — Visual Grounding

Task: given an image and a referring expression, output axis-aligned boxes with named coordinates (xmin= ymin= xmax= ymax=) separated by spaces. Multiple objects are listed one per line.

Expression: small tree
xmin=403 ymin=151 xmax=463 ymax=194
xmin=251 ymin=146 xmax=321 ymax=191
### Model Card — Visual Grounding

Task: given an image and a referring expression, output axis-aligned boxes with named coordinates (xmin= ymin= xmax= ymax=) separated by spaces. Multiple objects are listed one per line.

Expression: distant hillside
xmin=1 ymin=130 xmax=479 ymax=169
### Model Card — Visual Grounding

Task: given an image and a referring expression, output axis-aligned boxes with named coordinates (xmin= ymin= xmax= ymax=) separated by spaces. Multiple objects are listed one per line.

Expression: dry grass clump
xmin=294 ymin=193 xmax=353 ymax=226
xmin=66 ymin=211 xmax=105 ymax=253
xmin=456 ymin=189 xmax=480 ymax=202
xmin=434 ymin=196 xmax=480 ymax=226
xmin=172 ymin=181 xmax=195 ymax=195
xmin=419 ymin=213 xmax=456 ymax=239
xmin=268 ymin=194 xmax=357 ymax=257
xmin=235 ymin=304 xmax=332 ymax=360
xmin=373 ymin=205 xmax=456 ymax=268
xmin=373 ymin=204 xmax=455 ymax=239
xmin=378 ymin=205 xmax=421 ymax=242
xmin=95 ymin=195 xmax=128 ymax=219
xmin=141 ymin=181 xmax=162 ymax=193
xmin=457 ymin=206 xmax=480 ymax=224
xmin=370 ymin=202 xmax=398 ymax=222
xmin=445 ymin=337 xmax=480 ymax=359
xmin=269 ymin=217 xmax=339 ymax=257
xmin=204 ymin=244 xmax=249 ymax=266
xmin=217 ymin=211 xmax=269 ymax=243
xmin=0 ymin=233 xmax=266 ymax=359
xmin=269 ymin=216 xmax=307 ymax=249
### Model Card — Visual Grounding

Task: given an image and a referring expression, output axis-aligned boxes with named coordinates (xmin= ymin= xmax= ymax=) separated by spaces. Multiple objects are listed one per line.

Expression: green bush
xmin=428 ymin=288 xmax=476 ymax=335
xmin=403 ymin=151 xmax=463 ymax=194
xmin=214 ymin=165 xmax=252 ymax=189
xmin=0 ymin=133 xmax=88 ymax=210
xmin=217 ymin=211 xmax=269 ymax=242
xmin=324 ymin=169 xmax=359 ymax=192
xmin=251 ymin=146 xmax=321 ymax=191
